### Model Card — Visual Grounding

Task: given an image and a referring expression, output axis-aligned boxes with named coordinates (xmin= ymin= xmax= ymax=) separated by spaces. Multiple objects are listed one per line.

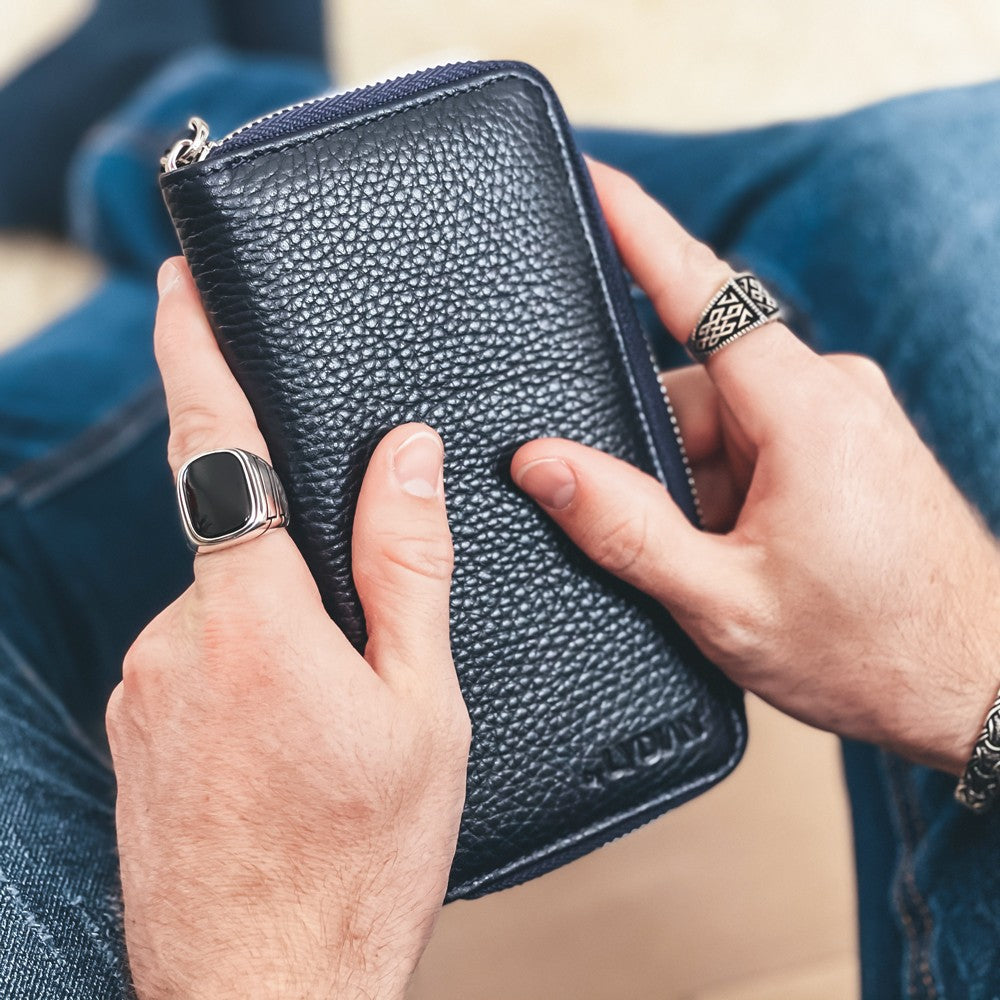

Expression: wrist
xmin=932 ymin=678 xmax=999 ymax=778
xmin=916 ymin=646 xmax=1000 ymax=779
xmin=922 ymin=549 xmax=1000 ymax=777
xmin=130 ymin=912 xmax=425 ymax=1000
xmin=173 ymin=958 xmax=416 ymax=1000
xmin=877 ymin=542 xmax=1000 ymax=777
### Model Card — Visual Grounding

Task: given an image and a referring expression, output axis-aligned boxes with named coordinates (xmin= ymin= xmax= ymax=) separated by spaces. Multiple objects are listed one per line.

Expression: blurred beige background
xmin=4 ymin=3 xmax=1000 ymax=998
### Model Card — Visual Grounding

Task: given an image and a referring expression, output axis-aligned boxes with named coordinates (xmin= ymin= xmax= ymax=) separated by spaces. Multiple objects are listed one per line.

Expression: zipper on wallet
xmin=161 ymin=117 xmax=214 ymax=172
xmin=161 ymin=89 xmax=349 ymax=172
xmin=159 ymin=62 xmax=520 ymax=175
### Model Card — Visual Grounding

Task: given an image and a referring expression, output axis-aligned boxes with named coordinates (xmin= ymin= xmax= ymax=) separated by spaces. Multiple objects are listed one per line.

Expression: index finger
xmin=588 ymin=159 xmax=827 ymax=439
xmin=154 ymin=258 xmax=325 ymax=605
xmin=154 ymin=258 xmax=270 ymax=477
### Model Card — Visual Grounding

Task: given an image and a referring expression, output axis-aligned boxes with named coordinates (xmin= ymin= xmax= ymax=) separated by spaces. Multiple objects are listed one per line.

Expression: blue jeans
xmin=1 ymin=49 xmax=997 ymax=999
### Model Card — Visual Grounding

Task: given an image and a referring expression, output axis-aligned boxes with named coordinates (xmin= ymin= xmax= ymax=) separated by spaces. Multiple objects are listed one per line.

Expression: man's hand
xmin=513 ymin=160 xmax=1000 ymax=775
xmin=106 ymin=260 xmax=470 ymax=1000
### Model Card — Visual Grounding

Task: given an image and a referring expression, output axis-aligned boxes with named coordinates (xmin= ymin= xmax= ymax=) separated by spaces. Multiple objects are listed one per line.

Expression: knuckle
xmin=166 ymin=400 xmax=217 ymax=470
xmin=191 ymin=584 xmax=287 ymax=675
xmin=709 ymin=601 xmax=765 ymax=660
xmin=104 ymin=683 xmax=126 ymax=741
xmin=681 ymin=236 xmax=727 ymax=281
xmin=837 ymin=354 xmax=890 ymax=395
xmin=166 ymin=402 xmax=257 ymax=472
xmin=648 ymin=236 xmax=729 ymax=320
xmin=696 ymin=578 xmax=775 ymax=664
xmin=118 ymin=626 xmax=175 ymax=722
xmin=585 ymin=509 xmax=652 ymax=579
xmin=842 ymin=379 xmax=897 ymax=438
xmin=380 ymin=532 xmax=455 ymax=583
xmin=196 ymin=601 xmax=263 ymax=663
xmin=196 ymin=566 xmax=265 ymax=616
xmin=795 ymin=362 xmax=881 ymax=446
xmin=121 ymin=628 xmax=166 ymax=688
xmin=804 ymin=385 xmax=851 ymax=435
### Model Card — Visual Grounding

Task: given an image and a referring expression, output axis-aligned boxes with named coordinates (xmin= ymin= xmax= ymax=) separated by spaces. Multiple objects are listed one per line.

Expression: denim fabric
xmin=67 ymin=46 xmax=332 ymax=275
xmin=0 ymin=51 xmax=328 ymax=998
xmin=0 ymin=48 xmax=997 ymax=997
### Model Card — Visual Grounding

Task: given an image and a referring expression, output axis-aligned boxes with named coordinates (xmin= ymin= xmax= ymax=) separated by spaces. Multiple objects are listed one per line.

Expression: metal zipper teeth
xmin=213 ymin=61 xmax=467 ymax=151
xmin=163 ymin=92 xmax=349 ymax=171
xmin=649 ymin=348 xmax=704 ymax=527
xmin=168 ymin=61 xmax=510 ymax=172
xmin=214 ymin=91 xmax=337 ymax=148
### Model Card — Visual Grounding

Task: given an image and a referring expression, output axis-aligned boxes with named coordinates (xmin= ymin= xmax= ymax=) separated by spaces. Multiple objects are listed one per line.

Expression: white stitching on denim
xmin=66 ymin=892 xmax=121 ymax=974
xmin=0 ymin=865 xmax=65 ymax=963
xmin=0 ymin=871 xmax=122 ymax=977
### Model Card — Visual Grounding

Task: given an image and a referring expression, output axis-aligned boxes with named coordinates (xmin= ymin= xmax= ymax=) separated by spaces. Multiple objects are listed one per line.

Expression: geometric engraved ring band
xmin=176 ymin=448 xmax=290 ymax=553
xmin=686 ymin=272 xmax=783 ymax=364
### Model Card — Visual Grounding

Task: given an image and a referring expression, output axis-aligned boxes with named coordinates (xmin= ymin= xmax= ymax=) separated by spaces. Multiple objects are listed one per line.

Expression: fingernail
xmin=157 ymin=259 xmax=182 ymax=296
xmin=514 ymin=458 xmax=576 ymax=510
xmin=393 ymin=431 xmax=443 ymax=498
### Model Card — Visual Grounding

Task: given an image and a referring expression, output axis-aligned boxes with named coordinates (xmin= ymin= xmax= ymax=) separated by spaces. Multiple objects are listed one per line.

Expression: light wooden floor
xmin=4 ymin=3 xmax=1000 ymax=997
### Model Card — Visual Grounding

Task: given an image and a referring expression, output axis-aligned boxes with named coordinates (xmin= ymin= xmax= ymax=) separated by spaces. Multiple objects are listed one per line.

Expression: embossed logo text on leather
xmin=581 ymin=712 xmax=706 ymax=790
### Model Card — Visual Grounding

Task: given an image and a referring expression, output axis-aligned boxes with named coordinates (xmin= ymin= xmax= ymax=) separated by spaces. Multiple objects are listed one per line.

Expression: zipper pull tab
xmin=160 ymin=117 xmax=212 ymax=173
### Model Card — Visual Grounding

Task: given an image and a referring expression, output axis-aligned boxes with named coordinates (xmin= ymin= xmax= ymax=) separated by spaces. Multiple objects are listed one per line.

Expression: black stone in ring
xmin=176 ymin=448 xmax=289 ymax=552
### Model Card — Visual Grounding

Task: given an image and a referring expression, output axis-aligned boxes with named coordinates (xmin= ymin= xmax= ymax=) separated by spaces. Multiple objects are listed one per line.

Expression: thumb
xmin=352 ymin=423 xmax=456 ymax=690
xmin=511 ymin=438 xmax=751 ymax=621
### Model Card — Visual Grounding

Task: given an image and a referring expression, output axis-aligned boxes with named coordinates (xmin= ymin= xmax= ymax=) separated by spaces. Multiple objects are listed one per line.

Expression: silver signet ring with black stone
xmin=176 ymin=449 xmax=289 ymax=553
xmin=686 ymin=272 xmax=783 ymax=363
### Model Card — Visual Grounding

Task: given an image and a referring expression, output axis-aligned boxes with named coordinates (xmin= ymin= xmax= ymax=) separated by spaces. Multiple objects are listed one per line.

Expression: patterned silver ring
xmin=176 ymin=448 xmax=289 ymax=553
xmin=686 ymin=272 xmax=782 ymax=363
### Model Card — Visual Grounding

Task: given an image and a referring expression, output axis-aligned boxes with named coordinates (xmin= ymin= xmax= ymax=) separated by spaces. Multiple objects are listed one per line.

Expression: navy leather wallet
xmin=160 ymin=60 xmax=746 ymax=900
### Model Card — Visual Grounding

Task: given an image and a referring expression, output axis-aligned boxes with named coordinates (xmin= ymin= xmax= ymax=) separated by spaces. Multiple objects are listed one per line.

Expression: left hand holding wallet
xmin=108 ymin=260 xmax=470 ymax=1000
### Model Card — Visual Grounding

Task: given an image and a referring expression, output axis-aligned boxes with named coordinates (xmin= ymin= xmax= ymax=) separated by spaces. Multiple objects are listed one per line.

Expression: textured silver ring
xmin=176 ymin=448 xmax=289 ymax=553
xmin=686 ymin=272 xmax=782 ymax=363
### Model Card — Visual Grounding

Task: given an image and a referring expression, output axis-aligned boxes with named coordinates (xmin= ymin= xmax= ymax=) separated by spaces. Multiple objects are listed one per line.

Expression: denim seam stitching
xmin=897 ymin=777 xmax=938 ymax=1000
xmin=0 ymin=864 xmax=67 ymax=965
xmin=9 ymin=379 xmax=166 ymax=509
xmin=0 ymin=630 xmax=112 ymax=776
xmin=883 ymin=754 xmax=939 ymax=1000
xmin=64 ymin=888 xmax=122 ymax=975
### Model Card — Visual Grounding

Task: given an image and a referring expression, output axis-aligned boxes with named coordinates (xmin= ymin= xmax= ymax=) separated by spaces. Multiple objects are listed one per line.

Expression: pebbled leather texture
xmin=161 ymin=62 xmax=746 ymax=900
